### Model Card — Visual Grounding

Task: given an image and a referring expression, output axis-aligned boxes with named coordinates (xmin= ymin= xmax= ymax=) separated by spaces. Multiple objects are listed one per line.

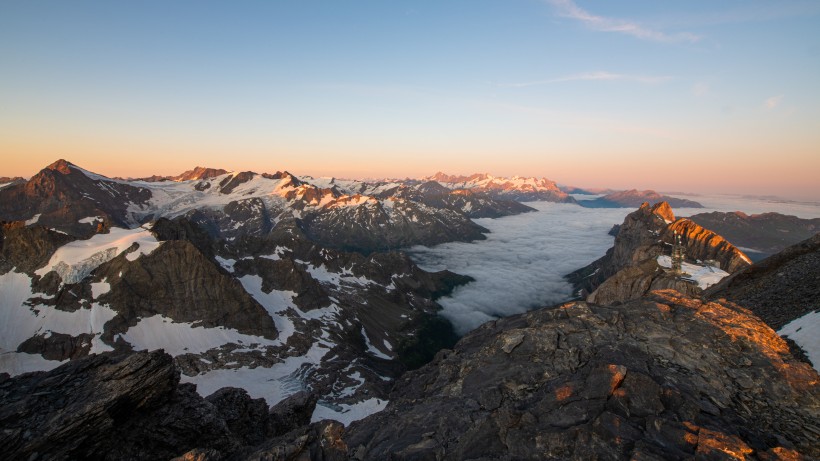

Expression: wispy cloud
xmin=546 ymin=0 xmax=700 ymax=43
xmin=763 ymin=95 xmax=784 ymax=110
xmin=499 ymin=71 xmax=672 ymax=88
xmin=691 ymin=82 xmax=710 ymax=97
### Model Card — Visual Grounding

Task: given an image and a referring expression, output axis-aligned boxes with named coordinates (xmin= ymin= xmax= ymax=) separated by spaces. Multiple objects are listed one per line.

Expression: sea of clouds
xmin=409 ymin=195 xmax=820 ymax=335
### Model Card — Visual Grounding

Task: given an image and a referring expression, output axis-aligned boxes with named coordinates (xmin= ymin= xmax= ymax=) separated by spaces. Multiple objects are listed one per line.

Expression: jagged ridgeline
xmin=566 ymin=201 xmax=752 ymax=304
xmin=1 ymin=161 xmax=818 ymax=460
xmin=0 ymin=159 xmax=567 ymax=428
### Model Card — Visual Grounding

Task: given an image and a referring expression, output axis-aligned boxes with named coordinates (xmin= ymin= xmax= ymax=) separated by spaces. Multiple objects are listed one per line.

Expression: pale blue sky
xmin=2 ymin=1 xmax=819 ymax=199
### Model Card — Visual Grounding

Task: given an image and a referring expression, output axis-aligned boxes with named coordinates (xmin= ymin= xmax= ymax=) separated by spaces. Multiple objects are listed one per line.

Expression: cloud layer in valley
xmin=410 ymin=196 xmax=820 ymax=335
xmin=410 ymin=203 xmax=630 ymax=334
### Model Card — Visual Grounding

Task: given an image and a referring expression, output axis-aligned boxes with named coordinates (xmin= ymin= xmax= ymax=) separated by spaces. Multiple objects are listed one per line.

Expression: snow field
xmin=779 ymin=310 xmax=820 ymax=372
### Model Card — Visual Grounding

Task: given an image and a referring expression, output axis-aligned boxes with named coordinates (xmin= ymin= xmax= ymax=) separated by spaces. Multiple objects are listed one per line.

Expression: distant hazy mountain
xmin=422 ymin=172 xmax=577 ymax=203
xmin=558 ymin=185 xmax=616 ymax=195
xmin=577 ymin=189 xmax=703 ymax=208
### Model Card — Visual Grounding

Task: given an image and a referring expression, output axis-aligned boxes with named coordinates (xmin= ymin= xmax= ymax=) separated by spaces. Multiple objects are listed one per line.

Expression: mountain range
xmin=0 ymin=160 xmax=818 ymax=459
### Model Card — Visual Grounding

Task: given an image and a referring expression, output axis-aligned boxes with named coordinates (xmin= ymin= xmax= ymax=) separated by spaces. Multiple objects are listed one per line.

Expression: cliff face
xmin=586 ymin=258 xmax=701 ymax=305
xmin=344 ymin=290 xmax=820 ymax=460
xmin=567 ymin=202 xmax=751 ymax=303
xmin=663 ymin=220 xmax=751 ymax=273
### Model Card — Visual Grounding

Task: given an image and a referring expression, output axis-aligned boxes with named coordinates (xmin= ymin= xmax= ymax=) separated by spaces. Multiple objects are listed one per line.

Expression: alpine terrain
xmin=0 ymin=162 xmax=817 ymax=460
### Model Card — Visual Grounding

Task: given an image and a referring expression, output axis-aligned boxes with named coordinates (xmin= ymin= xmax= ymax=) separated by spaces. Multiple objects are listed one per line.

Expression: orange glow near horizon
xmin=3 ymin=135 xmax=819 ymax=202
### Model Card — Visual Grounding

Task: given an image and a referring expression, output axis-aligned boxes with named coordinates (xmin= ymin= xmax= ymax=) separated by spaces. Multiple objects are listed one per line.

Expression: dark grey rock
xmin=344 ymin=290 xmax=820 ymax=460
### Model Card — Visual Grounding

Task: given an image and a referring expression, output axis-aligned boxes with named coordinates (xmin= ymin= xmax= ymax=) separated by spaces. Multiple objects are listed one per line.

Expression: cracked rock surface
xmin=344 ymin=290 xmax=819 ymax=460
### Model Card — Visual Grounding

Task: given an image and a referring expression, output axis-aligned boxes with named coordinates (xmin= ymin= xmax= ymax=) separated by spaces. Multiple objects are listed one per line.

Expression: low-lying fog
xmin=409 ymin=195 xmax=820 ymax=335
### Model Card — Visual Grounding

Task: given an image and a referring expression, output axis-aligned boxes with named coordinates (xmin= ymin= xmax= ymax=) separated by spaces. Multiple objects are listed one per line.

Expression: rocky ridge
xmin=0 ymin=350 xmax=343 ymax=461
xmin=0 ymin=213 xmax=469 ymax=417
xmin=567 ymin=202 xmax=751 ymax=304
xmin=343 ymin=290 xmax=820 ymax=460
xmin=0 ymin=160 xmax=151 ymax=238
xmin=0 ymin=160 xmax=540 ymax=253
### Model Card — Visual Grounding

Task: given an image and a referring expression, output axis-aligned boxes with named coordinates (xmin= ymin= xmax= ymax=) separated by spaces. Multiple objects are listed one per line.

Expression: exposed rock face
xmin=0 ymin=176 xmax=25 ymax=187
xmin=663 ymin=219 xmax=751 ymax=273
xmin=586 ymin=258 xmax=700 ymax=305
xmin=0 ymin=159 xmax=151 ymax=238
xmin=2 ymin=211 xmax=468 ymax=418
xmin=17 ymin=332 xmax=95 ymax=361
xmin=578 ymin=189 xmax=703 ymax=209
xmin=689 ymin=211 xmax=820 ymax=260
xmin=410 ymin=185 xmax=536 ymax=219
xmin=705 ymin=233 xmax=820 ymax=329
xmin=298 ymin=197 xmax=490 ymax=253
xmin=344 ymin=290 xmax=820 ymax=460
xmin=174 ymin=166 xmax=229 ymax=182
xmin=0 ymin=222 xmax=75 ymax=275
xmin=567 ymin=202 xmax=750 ymax=299
xmin=0 ymin=350 xmax=332 ymax=461
xmin=95 ymin=240 xmax=279 ymax=340
xmin=3 ymin=160 xmax=535 ymax=253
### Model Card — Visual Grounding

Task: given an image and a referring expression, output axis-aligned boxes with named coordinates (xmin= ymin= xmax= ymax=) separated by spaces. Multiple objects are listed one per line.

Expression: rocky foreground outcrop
xmin=0 ymin=350 xmax=343 ymax=461
xmin=2 ymin=293 xmax=818 ymax=459
xmin=344 ymin=290 xmax=820 ymax=460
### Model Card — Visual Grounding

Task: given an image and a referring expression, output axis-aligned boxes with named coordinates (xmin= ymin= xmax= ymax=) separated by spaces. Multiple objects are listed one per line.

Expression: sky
xmin=1 ymin=1 xmax=819 ymax=199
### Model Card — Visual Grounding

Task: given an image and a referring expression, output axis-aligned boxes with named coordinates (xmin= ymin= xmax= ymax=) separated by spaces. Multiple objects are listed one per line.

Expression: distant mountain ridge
xmin=1 ymin=160 xmax=538 ymax=252
xmin=422 ymin=171 xmax=576 ymax=202
xmin=688 ymin=211 xmax=820 ymax=259
xmin=2 ymin=164 xmax=819 ymax=459
xmin=577 ymin=189 xmax=704 ymax=208
xmin=0 ymin=159 xmax=512 ymax=423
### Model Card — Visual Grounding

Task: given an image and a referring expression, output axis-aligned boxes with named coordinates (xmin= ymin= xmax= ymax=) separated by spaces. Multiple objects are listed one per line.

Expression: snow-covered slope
xmin=0 ymin=204 xmax=467 ymax=425
xmin=425 ymin=172 xmax=575 ymax=202
xmin=656 ymin=255 xmax=729 ymax=290
xmin=0 ymin=162 xmax=522 ymax=253
xmin=779 ymin=310 xmax=820 ymax=372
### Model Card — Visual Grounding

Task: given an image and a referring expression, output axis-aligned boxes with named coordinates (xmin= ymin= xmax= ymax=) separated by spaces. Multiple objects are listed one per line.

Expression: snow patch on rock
xmin=656 ymin=255 xmax=729 ymax=290
xmin=120 ymin=314 xmax=279 ymax=356
xmin=311 ymin=397 xmax=389 ymax=426
xmin=779 ymin=310 xmax=820 ymax=372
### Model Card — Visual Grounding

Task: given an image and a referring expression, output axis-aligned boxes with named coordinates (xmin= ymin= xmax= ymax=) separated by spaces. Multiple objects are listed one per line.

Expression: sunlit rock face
xmin=567 ymin=201 xmax=751 ymax=302
xmin=344 ymin=290 xmax=820 ymax=460
xmin=706 ymin=233 xmax=820 ymax=330
xmin=0 ymin=160 xmax=151 ymax=238
xmin=0 ymin=160 xmax=508 ymax=421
